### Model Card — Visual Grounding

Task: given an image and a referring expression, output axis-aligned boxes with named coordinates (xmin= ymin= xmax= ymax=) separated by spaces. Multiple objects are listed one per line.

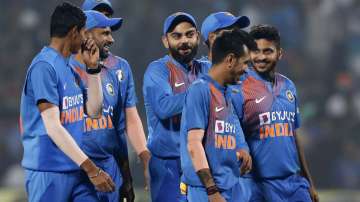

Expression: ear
xmin=225 ymin=53 xmax=237 ymax=69
xmin=68 ymin=26 xmax=78 ymax=39
xmin=278 ymin=48 xmax=283 ymax=60
xmin=208 ymin=32 xmax=216 ymax=48
xmin=162 ymin=35 xmax=169 ymax=49
xmin=196 ymin=31 xmax=201 ymax=46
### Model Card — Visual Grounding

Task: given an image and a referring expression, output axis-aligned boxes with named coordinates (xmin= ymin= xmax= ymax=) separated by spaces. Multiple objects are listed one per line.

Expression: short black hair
xmin=50 ymin=2 xmax=86 ymax=38
xmin=204 ymin=23 xmax=239 ymax=48
xmin=250 ymin=24 xmax=281 ymax=48
xmin=93 ymin=4 xmax=114 ymax=17
xmin=166 ymin=16 xmax=196 ymax=33
xmin=212 ymin=29 xmax=254 ymax=65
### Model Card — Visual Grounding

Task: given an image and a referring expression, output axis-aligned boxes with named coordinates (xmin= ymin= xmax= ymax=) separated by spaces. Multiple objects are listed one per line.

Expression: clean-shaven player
xmin=231 ymin=24 xmax=319 ymax=202
xmin=143 ymin=12 xmax=210 ymax=202
xmin=82 ymin=1 xmax=151 ymax=201
xmin=20 ymin=3 xmax=115 ymax=202
xmin=180 ymin=29 xmax=252 ymax=202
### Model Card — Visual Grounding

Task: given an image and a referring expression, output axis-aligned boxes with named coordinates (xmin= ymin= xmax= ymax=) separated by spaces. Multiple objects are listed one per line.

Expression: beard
xmin=168 ymin=43 xmax=198 ymax=65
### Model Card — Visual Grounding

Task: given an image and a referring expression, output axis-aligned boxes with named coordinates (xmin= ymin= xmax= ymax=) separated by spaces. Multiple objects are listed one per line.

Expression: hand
xmin=208 ymin=192 xmax=226 ymax=202
xmin=119 ymin=180 xmax=135 ymax=202
xmin=81 ymin=158 xmax=115 ymax=192
xmin=139 ymin=150 xmax=151 ymax=191
xmin=89 ymin=168 xmax=116 ymax=192
xmin=236 ymin=149 xmax=252 ymax=175
xmin=309 ymin=186 xmax=319 ymax=202
xmin=81 ymin=38 xmax=99 ymax=68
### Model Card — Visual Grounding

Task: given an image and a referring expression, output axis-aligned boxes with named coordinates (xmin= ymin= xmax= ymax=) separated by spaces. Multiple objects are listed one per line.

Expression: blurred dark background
xmin=0 ymin=0 xmax=359 ymax=200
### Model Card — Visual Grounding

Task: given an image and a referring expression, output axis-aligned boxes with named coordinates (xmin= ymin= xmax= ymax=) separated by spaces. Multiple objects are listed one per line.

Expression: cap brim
xmin=233 ymin=16 xmax=250 ymax=28
xmin=108 ymin=18 xmax=123 ymax=31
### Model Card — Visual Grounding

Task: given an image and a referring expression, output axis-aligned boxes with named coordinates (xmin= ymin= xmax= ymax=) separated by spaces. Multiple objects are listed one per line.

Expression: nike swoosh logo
xmin=255 ymin=96 xmax=266 ymax=104
xmin=215 ymin=106 xmax=224 ymax=112
xmin=174 ymin=82 xmax=185 ymax=87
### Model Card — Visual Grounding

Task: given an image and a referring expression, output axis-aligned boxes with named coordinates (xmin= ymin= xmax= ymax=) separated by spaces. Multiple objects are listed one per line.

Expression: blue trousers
xmin=149 ymin=155 xmax=186 ymax=202
xmin=25 ymin=169 xmax=98 ymax=202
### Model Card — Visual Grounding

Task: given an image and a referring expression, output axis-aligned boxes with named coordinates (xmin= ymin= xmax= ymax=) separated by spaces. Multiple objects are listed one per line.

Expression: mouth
xmin=254 ymin=61 xmax=268 ymax=68
xmin=178 ymin=48 xmax=191 ymax=55
xmin=103 ymin=44 xmax=111 ymax=53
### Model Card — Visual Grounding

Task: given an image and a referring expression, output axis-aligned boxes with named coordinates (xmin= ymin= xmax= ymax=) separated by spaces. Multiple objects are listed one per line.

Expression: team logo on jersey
xmin=215 ymin=120 xmax=225 ymax=133
xmin=286 ymin=90 xmax=294 ymax=102
xmin=106 ymin=83 xmax=115 ymax=96
xmin=116 ymin=70 xmax=124 ymax=82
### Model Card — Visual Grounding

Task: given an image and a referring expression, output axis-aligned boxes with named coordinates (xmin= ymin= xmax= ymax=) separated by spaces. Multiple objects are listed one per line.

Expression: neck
xmin=208 ymin=65 xmax=225 ymax=86
xmin=258 ymin=69 xmax=276 ymax=84
xmin=169 ymin=54 xmax=193 ymax=68
xmin=49 ymin=37 xmax=72 ymax=58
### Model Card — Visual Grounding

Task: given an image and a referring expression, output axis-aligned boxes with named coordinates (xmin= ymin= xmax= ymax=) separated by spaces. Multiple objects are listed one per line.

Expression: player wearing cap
xmin=231 ymin=24 xmax=319 ymax=202
xmin=69 ymin=10 xmax=132 ymax=202
xmin=180 ymin=29 xmax=252 ymax=202
xmin=200 ymin=12 xmax=250 ymax=62
xmin=82 ymin=1 xmax=150 ymax=201
xmin=20 ymin=3 xmax=115 ymax=202
xmin=143 ymin=12 xmax=210 ymax=202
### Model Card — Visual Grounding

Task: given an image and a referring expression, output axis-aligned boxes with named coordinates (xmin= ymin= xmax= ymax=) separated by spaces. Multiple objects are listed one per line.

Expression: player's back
xmin=20 ymin=47 xmax=84 ymax=172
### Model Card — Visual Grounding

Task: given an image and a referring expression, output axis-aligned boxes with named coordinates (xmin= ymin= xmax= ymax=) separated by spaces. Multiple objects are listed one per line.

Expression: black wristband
xmin=86 ymin=63 xmax=101 ymax=74
xmin=206 ymin=185 xmax=219 ymax=196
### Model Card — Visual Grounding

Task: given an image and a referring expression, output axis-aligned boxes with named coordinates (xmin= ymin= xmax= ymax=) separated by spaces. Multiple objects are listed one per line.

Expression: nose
xmin=108 ymin=34 xmax=115 ymax=44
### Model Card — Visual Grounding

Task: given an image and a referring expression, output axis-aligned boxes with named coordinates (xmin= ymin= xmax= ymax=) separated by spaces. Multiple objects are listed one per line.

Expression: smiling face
xmin=251 ymin=38 xmax=282 ymax=74
xmin=162 ymin=21 xmax=200 ymax=65
xmin=87 ymin=26 xmax=114 ymax=59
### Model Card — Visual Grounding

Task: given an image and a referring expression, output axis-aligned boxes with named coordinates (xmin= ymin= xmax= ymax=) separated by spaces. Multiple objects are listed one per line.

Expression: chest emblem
xmin=286 ymin=90 xmax=294 ymax=102
xmin=175 ymin=82 xmax=185 ymax=88
xmin=106 ymin=83 xmax=115 ymax=96
xmin=255 ymin=96 xmax=266 ymax=104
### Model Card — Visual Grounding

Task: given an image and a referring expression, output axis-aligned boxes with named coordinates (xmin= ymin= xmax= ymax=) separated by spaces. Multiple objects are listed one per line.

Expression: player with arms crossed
xmin=20 ymin=3 xmax=115 ymax=202
xmin=231 ymin=24 xmax=319 ymax=202
xmin=143 ymin=12 xmax=210 ymax=201
xmin=180 ymin=30 xmax=252 ymax=202
xmin=82 ymin=1 xmax=151 ymax=201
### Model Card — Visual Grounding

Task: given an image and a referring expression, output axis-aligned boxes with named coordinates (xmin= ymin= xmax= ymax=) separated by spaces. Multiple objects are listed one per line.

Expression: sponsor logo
xmin=255 ymin=96 xmax=266 ymax=104
xmin=215 ymin=106 xmax=224 ymax=112
xmin=62 ymin=94 xmax=83 ymax=110
xmin=286 ymin=90 xmax=294 ymax=102
xmin=215 ymin=120 xmax=236 ymax=134
xmin=215 ymin=120 xmax=224 ymax=133
xmin=259 ymin=111 xmax=296 ymax=126
xmin=174 ymin=82 xmax=185 ymax=87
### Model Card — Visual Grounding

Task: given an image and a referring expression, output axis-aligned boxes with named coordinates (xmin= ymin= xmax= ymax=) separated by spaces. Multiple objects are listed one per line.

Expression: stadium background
xmin=0 ymin=0 xmax=359 ymax=201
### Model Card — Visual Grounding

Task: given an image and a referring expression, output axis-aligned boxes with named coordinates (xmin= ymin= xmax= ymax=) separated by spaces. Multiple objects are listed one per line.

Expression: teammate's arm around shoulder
xmin=82 ymin=38 xmax=103 ymax=118
xmin=39 ymin=102 xmax=115 ymax=192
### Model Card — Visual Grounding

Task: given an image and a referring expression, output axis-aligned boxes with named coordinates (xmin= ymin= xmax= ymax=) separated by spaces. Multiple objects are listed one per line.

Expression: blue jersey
xmin=143 ymin=55 xmax=210 ymax=158
xmin=20 ymin=47 xmax=84 ymax=172
xmin=231 ymin=68 xmax=301 ymax=179
xmin=180 ymin=74 xmax=248 ymax=190
xmin=69 ymin=53 xmax=137 ymax=160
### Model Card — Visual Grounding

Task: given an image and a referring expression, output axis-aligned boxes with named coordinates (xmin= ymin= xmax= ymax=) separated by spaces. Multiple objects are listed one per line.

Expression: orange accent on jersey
xmin=260 ymin=123 xmax=294 ymax=140
xmin=215 ymin=134 xmax=236 ymax=149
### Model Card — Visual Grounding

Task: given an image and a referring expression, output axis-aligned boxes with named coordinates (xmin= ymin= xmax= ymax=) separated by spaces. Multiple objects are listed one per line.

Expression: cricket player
xmin=82 ymin=1 xmax=151 ymax=201
xmin=180 ymin=29 xmax=252 ymax=202
xmin=20 ymin=3 xmax=115 ymax=201
xmin=231 ymin=24 xmax=319 ymax=202
xmin=143 ymin=12 xmax=210 ymax=202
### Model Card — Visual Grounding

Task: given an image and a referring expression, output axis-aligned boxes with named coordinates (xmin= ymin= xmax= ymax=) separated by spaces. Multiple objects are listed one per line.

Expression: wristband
xmin=206 ymin=185 xmax=219 ymax=196
xmin=86 ymin=63 xmax=101 ymax=74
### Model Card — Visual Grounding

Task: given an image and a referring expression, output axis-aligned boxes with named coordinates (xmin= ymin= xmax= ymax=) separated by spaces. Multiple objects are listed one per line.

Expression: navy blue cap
xmin=163 ymin=12 xmax=197 ymax=35
xmin=201 ymin=12 xmax=250 ymax=41
xmin=84 ymin=10 xmax=122 ymax=31
xmin=82 ymin=0 xmax=113 ymax=12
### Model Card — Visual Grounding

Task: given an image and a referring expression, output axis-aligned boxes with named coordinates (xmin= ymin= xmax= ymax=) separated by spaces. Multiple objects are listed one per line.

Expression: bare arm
xmin=39 ymin=102 xmax=114 ymax=192
xmin=125 ymin=106 xmax=148 ymax=155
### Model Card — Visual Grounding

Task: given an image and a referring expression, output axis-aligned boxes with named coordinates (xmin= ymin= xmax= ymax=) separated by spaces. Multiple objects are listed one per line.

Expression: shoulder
xmin=188 ymin=78 xmax=209 ymax=95
xmin=144 ymin=56 xmax=169 ymax=77
xmin=276 ymin=73 xmax=297 ymax=90
xmin=195 ymin=57 xmax=212 ymax=71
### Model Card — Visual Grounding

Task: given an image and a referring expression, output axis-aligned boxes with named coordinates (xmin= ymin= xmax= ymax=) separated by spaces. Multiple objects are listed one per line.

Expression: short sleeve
xmin=184 ymin=82 xmax=210 ymax=131
xmin=123 ymin=61 xmax=138 ymax=108
xmin=29 ymin=62 xmax=59 ymax=105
